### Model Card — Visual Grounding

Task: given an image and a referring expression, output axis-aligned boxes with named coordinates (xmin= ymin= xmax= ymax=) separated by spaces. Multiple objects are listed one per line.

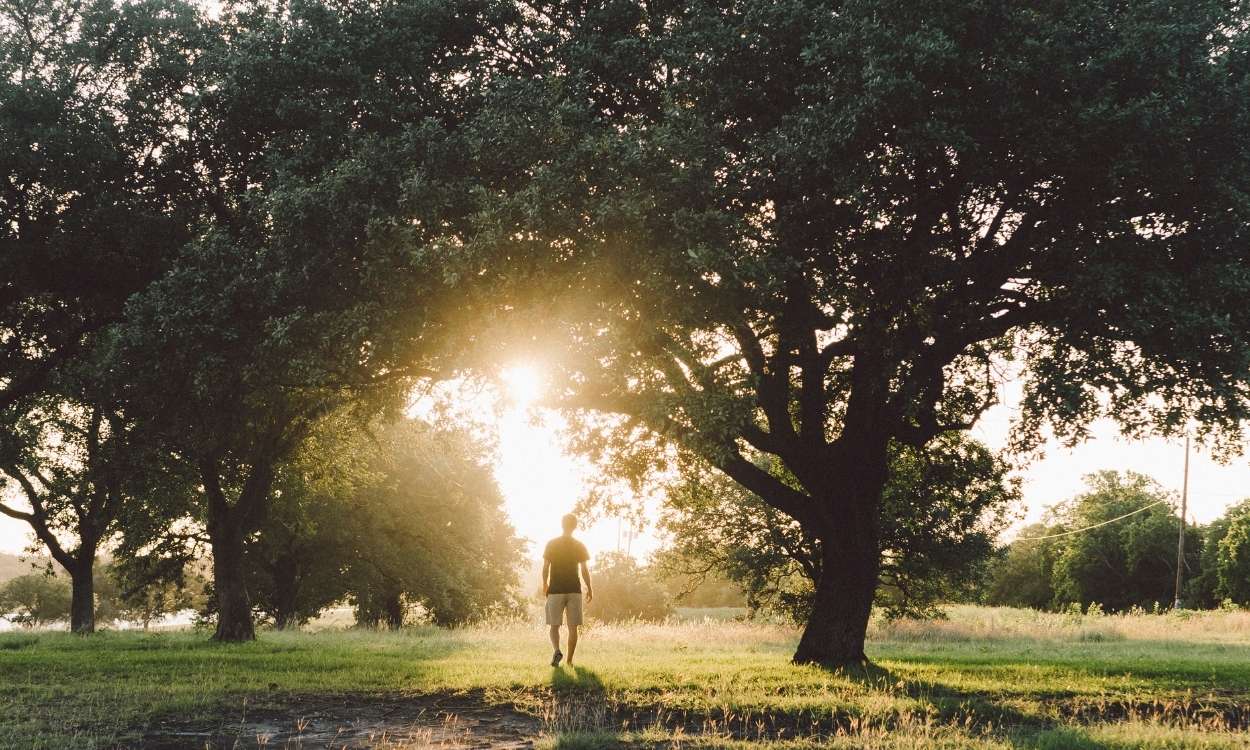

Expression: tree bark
xmin=68 ymin=555 xmax=96 ymax=634
xmin=209 ymin=516 xmax=254 ymax=641
xmin=203 ymin=458 xmax=275 ymax=641
xmin=384 ymin=592 xmax=404 ymax=629
xmin=793 ymin=512 xmax=880 ymax=665
xmin=792 ymin=439 xmax=889 ymax=667
xmin=271 ymin=558 xmax=299 ymax=630
xmin=206 ymin=493 xmax=256 ymax=641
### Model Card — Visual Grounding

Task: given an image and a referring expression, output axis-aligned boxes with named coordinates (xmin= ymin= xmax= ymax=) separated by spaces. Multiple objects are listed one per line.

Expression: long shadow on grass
xmin=868 ymin=648 xmax=1250 ymax=732
xmin=584 ymin=660 xmax=1096 ymax=745
xmin=548 ymin=666 xmax=624 ymax=749
xmin=840 ymin=661 xmax=1049 ymax=732
xmin=132 ymin=628 xmax=479 ymax=747
xmin=837 ymin=660 xmax=1249 ymax=748
xmin=537 ymin=653 xmax=1245 ymax=748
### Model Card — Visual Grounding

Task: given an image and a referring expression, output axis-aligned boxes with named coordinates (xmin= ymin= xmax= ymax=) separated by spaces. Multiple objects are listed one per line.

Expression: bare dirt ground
xmin=120 ymin=686 xmax=1250 ymax=747
xmin=136 ymin=693 xmax=541 ymax=749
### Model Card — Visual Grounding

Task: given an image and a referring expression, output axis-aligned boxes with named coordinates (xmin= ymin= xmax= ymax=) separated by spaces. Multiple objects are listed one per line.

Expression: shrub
xmin=0 ymin=573 xmax=71 ymax=627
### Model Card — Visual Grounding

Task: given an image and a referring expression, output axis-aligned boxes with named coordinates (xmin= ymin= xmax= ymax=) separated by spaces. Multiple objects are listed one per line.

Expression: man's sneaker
xmin=551 ymin=649 xmax=563 ymax=667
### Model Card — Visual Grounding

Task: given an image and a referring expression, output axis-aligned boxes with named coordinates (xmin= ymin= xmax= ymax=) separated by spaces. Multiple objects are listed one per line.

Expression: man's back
xmin=544 ymin=535 xmax=588 ymax=594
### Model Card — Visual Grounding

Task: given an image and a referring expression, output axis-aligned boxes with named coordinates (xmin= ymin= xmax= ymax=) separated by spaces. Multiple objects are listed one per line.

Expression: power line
xmin=1013 ymin=498 xmax=1171 ymax=541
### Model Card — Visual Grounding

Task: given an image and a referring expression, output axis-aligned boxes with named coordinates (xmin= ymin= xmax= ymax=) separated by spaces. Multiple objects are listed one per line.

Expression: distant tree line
xmin=986 ymin=471 xmax=1250 ymax=612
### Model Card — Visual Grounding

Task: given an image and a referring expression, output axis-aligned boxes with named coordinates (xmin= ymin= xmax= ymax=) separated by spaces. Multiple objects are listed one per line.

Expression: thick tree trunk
xmin=203 ymin=458 xmax=275 ymax=642
xmin=211 ymin=530 xmax=254 ymax=641
xmin=792 ymin=438 xmax=889 ymax=667
xmin=207 ymin=507 xmax=255 ymax=642
xmin=792 ymin=511 xmax=879 ymax=665
xmin=68 ymin=557 xmax=96 ymax=635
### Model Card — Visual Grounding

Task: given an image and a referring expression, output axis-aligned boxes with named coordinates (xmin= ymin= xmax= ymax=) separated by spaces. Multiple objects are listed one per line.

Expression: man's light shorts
xmin=545 ymin=593 xmax=584 ymax=626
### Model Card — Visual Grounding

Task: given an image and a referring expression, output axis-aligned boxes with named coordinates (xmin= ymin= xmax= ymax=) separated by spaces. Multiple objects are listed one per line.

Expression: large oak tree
xmin=1 ymin=0 xmax=204 ymax=632
xmin=116 ymin=0 xmax=509 ymax=640
xmin=457 ymin=0 xmax=1250 ymax=664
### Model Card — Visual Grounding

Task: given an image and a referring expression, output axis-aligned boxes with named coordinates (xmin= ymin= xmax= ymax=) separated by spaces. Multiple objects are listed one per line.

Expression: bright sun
xmin=405 ymin=362 xmax=652 ymax=562
xmin=501 ymin=363 xmax=543 ymax=407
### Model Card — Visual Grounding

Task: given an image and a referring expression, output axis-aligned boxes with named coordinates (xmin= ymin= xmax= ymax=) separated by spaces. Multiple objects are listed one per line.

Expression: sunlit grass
xmin=1 ymin=606 xmax=1248 ymax=748
xmin=543 ymin=722 xmax=1250 ymax=750
xmin=871 ymin=604 xmax=1250 ymax=644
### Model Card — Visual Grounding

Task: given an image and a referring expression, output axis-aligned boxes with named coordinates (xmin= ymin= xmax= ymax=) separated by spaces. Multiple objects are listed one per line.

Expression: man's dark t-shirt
xmin=544 ymin=536 xmax=590 ymax=594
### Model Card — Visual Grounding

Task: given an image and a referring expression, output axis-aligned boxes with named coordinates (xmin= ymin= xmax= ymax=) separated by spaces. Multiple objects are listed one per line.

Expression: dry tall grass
xmin=868 ymin=604 xmax=1250 ymax=644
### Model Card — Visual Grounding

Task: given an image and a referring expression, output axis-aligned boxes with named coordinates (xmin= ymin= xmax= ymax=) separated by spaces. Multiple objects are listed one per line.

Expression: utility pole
xmin=1173 ymin=435 xmax=1190 ymax=609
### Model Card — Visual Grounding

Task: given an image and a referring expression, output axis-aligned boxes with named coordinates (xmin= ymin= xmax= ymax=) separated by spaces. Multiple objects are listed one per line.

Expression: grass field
xmin=1 ymin=605 xmax=1248 ymax=748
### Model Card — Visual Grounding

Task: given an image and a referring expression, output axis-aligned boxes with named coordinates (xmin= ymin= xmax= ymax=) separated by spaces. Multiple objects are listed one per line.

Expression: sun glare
xmin=402 ymin=364 xmax=652 ymax=562
xmin=501 ymin=364 xmax=543 ymax=407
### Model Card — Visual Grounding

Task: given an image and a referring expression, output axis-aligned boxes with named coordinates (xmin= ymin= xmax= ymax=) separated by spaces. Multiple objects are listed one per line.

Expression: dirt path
xmin=129 ymin=688 xmax=1250 ymax=747
xmin=137 ymin=693 xmax=542 ymax=749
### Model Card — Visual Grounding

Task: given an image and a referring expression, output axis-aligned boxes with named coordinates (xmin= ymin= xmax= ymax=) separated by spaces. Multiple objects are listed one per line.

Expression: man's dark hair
xmin=561 ymin=514 xmax=578 ymax=533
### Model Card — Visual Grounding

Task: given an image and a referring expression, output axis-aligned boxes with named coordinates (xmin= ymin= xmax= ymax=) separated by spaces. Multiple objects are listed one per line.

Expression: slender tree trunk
xmin=272 ymin=559 xmax=299 ymax=630
xmin=68 ymin=555 xmax=96 ymax=634
xmin=792 ymin=439 xmax=889 ymax=667
xmin=24 ymin=501 xmax=101 ymax=634
xmin=207 ymin=505 xmax=255 ymax=641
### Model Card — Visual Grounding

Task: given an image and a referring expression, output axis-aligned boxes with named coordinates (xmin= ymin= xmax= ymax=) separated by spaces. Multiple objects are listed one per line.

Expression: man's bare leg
xmin=566 ymin=625 xmax=579 ymax=665
xmin=549 ymin=624 xmax=564 ymax=666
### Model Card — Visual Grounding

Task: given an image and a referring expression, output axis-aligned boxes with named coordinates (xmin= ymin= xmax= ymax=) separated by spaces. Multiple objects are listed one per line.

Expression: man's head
xmin=561 ymin=513 xmax=578 ymax=534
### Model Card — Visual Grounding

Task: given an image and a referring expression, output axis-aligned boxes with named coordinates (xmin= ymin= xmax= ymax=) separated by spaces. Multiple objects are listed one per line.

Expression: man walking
xmin=542 ymin=513 xmax=593 ymax=667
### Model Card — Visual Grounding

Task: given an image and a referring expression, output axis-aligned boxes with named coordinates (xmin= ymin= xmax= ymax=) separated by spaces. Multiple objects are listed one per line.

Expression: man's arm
xmin=541 ymin=559 xmax=550 ymax=596
xmin=579 ymin=561 xmax=593 ymax=603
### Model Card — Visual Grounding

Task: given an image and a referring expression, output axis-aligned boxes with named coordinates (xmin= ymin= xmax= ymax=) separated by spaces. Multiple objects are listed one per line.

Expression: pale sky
xmin=3 ymin=366 xmax=1247 ymax=559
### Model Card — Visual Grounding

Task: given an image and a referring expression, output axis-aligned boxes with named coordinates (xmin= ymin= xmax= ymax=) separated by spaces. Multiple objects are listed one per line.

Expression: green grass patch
xmin=2 ymin=607 xmax=1248 ymax=748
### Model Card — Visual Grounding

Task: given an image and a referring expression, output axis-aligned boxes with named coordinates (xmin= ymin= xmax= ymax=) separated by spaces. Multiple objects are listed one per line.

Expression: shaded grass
xmin=2 ymin=608 xmax=1248 ymax=748
xmin=541 ymin=723 xmax=1250 ymax=750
